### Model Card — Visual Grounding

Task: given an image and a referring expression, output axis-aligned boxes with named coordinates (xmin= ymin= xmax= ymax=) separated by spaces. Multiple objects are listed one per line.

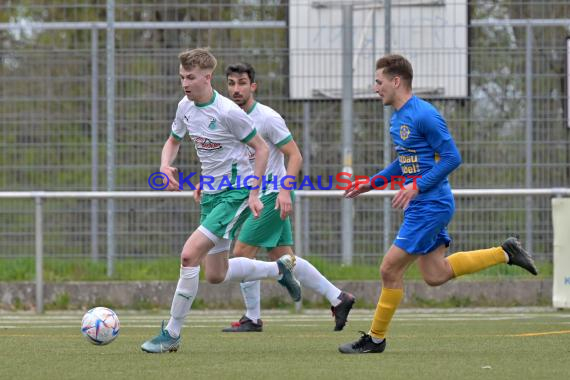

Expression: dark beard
xmin=233 ymin=97 xmax=247 ymax=107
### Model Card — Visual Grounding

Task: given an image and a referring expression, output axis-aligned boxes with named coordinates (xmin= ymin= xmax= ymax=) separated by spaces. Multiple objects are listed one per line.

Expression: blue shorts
xmin=393 ymin=197 xmax=455 ymax=255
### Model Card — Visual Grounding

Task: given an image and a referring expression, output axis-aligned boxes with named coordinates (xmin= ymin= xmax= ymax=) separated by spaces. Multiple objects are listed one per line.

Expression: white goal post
xmin=552 ymin=198 xmax=570 ymax=308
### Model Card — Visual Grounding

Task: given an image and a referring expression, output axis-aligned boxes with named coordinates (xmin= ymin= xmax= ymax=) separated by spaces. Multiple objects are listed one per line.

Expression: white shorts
xmin=198 ymin=225 xmax=231 ymax=255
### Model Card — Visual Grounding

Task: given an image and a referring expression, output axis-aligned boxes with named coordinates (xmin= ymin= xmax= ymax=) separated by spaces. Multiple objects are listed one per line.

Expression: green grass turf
xmin=0 ymin=257 xmax=553 ymax=281
xmin=0 ymin=308 xmax=568 ymax=380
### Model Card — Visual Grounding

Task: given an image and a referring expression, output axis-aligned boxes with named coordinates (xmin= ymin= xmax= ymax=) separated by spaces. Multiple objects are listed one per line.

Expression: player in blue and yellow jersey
xmin=339 ymin=54 xmax=538 ymax=354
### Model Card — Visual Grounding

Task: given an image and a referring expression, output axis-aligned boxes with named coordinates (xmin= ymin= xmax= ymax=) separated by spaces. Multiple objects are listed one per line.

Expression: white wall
xmin=289 ymin=0 xmax=468 ymax=99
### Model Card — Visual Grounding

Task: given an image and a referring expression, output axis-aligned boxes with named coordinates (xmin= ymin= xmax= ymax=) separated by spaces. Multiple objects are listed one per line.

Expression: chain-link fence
xmin=1 ymin=1 xmax=569 ymax=276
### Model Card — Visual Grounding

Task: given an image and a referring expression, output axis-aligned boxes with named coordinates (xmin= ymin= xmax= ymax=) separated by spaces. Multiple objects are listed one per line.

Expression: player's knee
xmin=424 ymin=278 xmax=443 ymax=287
xmin=423 ymin=274 xmax=446 ymax=287
xmin=380 ymin=264 xmax=398 ymax=283
xmin=181 ymin=255 xmax=198 ymax=267
xmin=180 ymin=245 xmax=204 ymax=267
xmin=205 ymin=271 xmax=225 ymax=284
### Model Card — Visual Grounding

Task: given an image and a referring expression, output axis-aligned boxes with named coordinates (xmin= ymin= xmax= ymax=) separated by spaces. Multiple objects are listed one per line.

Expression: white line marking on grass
xmin=505 ymin=330 xmax=570 ymax=337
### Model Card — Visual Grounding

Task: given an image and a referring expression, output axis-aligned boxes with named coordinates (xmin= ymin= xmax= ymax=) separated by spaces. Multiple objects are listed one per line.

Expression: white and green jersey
xmin=245 ymin=101 xmax=293 ymax=192
xmin=171 ymin=90 xmax=257 ymax=193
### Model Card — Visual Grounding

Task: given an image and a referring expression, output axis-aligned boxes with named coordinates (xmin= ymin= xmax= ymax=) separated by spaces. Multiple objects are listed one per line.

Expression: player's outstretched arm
xmin=160 ymin=136 xmax=182 ymax=191
xmin=276 ymin=139 xmax=302 ymax=219
xmin=345 ymin=158 xmax=401 ymax=199
xmin=344 ymin=181 xmax=372 ymax=199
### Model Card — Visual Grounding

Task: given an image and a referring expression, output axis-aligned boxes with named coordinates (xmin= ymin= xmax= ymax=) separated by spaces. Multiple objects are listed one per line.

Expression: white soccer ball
xmin=81 ymin=307 xmax=120 ymax=345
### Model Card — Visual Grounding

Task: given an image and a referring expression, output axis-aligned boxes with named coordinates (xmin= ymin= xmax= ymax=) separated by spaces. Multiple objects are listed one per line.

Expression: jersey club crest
xmin=400 ymin=125 xmax=410 ymax=140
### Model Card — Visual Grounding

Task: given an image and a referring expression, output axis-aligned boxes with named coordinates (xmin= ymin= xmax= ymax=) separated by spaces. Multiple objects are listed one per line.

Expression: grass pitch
xmin=1 ymin=308 xmax=569 ymax=380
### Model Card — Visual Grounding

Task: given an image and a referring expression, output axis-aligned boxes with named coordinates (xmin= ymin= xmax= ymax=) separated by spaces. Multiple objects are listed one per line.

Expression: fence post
xmin=302 ymin=101 xmax=311 ymax=257
xmin=35 ymin=196 xmax=44 ymax=314
xmin=341 ymin=4 xmax=354 ymax=265
xmin=106 ymin=0 xmax=116 ymax=277
xmin=525 ymin=23 xmax=534 ymax=253
xmin=383 ymin=0 xmax=392 ymax=253
xmin=91 ymin=26 xmax=99 ymax=262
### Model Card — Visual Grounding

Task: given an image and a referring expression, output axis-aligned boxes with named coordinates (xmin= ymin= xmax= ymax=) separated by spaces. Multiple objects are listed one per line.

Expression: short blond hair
xmin=178 ymin=48 xmax=217 ymax=71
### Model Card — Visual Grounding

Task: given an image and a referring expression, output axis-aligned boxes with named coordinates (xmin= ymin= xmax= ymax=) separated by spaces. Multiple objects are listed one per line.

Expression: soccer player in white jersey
xmin=213 ymin=62 xmax=355 ymax=332
xmin=141 ymin=49 xmax=301 ymax=353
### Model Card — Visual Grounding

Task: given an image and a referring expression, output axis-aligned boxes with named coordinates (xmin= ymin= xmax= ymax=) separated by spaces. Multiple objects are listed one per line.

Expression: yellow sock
xmin=447 ymin=247 xmax=507 ymax=277
xmin=369 ymin=287 xmax=404 ymax=340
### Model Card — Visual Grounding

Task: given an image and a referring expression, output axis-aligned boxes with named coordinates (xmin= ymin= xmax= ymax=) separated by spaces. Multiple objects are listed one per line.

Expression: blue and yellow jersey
xmin=389 ymin=95 xmax=461 ymax=201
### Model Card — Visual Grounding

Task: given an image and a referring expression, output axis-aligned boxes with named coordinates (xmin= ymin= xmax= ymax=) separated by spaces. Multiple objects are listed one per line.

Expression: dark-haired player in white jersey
xmin=215 ymin=62 xmax=355 ymax=332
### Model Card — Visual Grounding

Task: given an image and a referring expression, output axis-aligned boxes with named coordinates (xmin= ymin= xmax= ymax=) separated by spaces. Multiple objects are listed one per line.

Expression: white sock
xmin=223 ymin=257 xmax=279 ymax=282
xmin=371 ymin=336 xmax=385 ymax=344
xmin=240 ymin=280 xmax=261 ymax=323
xmin=165 ymin=266 xmax=200 ymax=338
xmin=295 ymin=257 xmax=342 ymax=306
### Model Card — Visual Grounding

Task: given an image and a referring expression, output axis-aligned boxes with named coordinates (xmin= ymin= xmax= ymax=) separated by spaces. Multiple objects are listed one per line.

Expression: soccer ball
xmin=81 ymin=307 xmax=120 ymax=345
